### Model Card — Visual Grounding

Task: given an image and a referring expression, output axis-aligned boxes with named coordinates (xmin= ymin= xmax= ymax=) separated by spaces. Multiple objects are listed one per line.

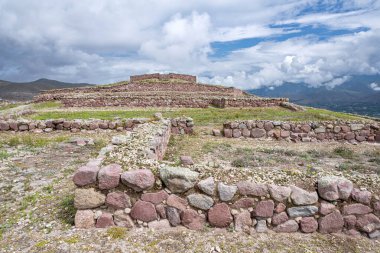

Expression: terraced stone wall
xmin=221 ymin=120 xmax=380 ymax=143
xmin=130 ymin=73 xmax=197 ymax=83
xmin=0 ymin=117 xmax=194 ymax=135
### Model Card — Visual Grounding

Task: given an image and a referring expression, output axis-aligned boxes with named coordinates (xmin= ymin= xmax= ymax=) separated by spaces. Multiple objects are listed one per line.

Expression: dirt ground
xmin=0 ymin=128 xmax=379 ymax=252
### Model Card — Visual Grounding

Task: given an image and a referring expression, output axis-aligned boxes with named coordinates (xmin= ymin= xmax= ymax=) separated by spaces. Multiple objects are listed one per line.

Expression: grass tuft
xmin=58 ymin=194 xmax=76 ymax=225
xmin=333 ymin=146 xmax=354 ymax=159
xmin=106 ymin=227 xmax=128 ymax=239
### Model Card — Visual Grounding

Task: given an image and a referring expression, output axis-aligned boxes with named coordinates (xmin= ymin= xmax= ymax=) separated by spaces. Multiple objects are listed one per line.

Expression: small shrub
xmin=231 ymin=157 xmax=250 ymax=167
xmin=58 ymin=194 xmax=76 ymax=225
xmin=0 ymin=150 xmax=10 ymax=160
xmin=107 ymin=227 xmax=127 ymax=239
xmin=333 ymin=147 xmax=354 ymax=159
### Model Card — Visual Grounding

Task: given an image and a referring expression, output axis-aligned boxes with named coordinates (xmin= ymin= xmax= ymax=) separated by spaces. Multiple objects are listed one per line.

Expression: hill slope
xmin=248 ymin=75 xmax=380 ymax=118
xmin=0 ymin=78 xmax=93 ymax=101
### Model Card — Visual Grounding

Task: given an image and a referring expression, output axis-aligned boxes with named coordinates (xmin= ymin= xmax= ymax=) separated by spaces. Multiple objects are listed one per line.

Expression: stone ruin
xmin=72 ymin=116 xmax=380 ymax=239
xmin=34 ymin=73 xmax=289 ymax=108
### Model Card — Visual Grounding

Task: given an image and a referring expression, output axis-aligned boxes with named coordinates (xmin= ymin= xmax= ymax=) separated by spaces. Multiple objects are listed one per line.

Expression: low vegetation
xmin=30 ymin=107 xmax=364 ymax=125
xmin=0 ymin=134 xmax=69 ymax=148
xmin=32 ymin=101 xmax=62 ymax=110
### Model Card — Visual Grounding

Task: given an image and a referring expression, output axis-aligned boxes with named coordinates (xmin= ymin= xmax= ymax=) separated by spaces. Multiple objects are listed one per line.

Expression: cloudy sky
xmin=0 ymin=0 xmax=380 ymax=89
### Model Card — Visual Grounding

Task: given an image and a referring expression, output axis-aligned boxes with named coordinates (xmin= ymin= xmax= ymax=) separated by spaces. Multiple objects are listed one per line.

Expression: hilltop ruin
xmin=34 ymin=73 xmax=288 ymax=108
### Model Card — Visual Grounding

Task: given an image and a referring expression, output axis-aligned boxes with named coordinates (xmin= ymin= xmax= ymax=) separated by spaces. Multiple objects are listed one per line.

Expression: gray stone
xmin=350 ymin=124 xmax=364 ymax=131
xmin=268 ymin=184 xmax=291 ymax=202
xmin=148 ymin=219 xmax=171 ymax=230
xmin=273 ymin=220 xmax=299 ymax=233
xmin=290 ymin=186 xmax=318 ymax=205
xmin=166 ymin=207 xmax=181 ymax=227
xmin=369 ymin=230 xmax=380 ymax=239
xmin=159 ymin=166 xmax=199 ymax=193
xmin=256 ymin=220 xmax=268 ymax=233
xmin=197 ymin=177 xmax=215 ymax=196
xmin=187 ymin=194 xmax=214 ymax=210
xmin=237 ymin=181 xmax=268 ymax=197
xmin=287 ymin=206 xmax=318 ymax=218
xmin=111 ymin=135 xmax=130 ymax=145
xmin=218 ymin=182 xmax=237 ymax=202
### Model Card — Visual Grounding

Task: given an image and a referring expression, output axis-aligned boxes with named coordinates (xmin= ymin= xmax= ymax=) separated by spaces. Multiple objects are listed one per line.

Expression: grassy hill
xmin=0 ymin=78 xmax=93 ymax=101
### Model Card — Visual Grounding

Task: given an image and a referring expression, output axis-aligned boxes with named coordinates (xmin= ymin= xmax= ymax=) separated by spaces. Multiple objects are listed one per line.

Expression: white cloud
xmin=370 ymin=82 xmax=380 ymax=91
xmin=0 ymin=0 xmax=379 ymax=90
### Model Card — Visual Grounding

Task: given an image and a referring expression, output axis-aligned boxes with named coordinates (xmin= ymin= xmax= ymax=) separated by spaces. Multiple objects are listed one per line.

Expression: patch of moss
xmin=106 ymin=227 xmax=128 ymax=239
xmin=58 ymin=194 xmax=76 ymax=225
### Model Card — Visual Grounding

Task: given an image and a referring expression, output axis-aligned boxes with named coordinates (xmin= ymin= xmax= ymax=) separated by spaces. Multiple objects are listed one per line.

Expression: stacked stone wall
xmin=221 ymin=120 xmax=380 ymax=143
xmin=130 ymin=73 xmax=196 ymax=83
xmin=0 ymin=117 xmax=194 ymax=134
xmin=72 ymin=120 xmax=380 ymax=239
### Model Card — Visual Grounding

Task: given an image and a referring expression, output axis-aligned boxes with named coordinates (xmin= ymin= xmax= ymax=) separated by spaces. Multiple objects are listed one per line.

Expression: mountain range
xmin=248 ymin=75 xmax=380 ymax=118
xmin=0 ymin=78 xmax=93 ymax=101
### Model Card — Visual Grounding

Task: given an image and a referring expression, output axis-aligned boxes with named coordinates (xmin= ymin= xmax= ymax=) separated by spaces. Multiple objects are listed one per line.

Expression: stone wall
xmin=72 ymin=119 xmax=380 ymax=239
xmin=0 ymin=117 xmax=194 ymax=135
xmin=220 ymin=120 xmax=380 ymax=143
xmin=130 ymin=73 xmax=196 ymax=83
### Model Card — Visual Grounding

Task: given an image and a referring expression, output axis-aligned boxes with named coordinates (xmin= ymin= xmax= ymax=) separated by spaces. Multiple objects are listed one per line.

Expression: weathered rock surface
xmin=113 ymin=210 xmax=134 ymax=228
xmin=317 ymin=176 xmax=353 ymax=201
xmin=197 ymin=177 xmax=215 ymax=196
xmin=130 ymin=200 xmax=157 ymax=222
xmin=167 ymin=194 xmax=188 ymax=211
xmin=148 ymin=219 xmax=171 ymax=230
xmin=96 ymin=213 xmax=115 ymax=228
xmin=121 ymin=169 xmax=155 ymax=192
xmin=300 ymin=217 xmax=318 ymax=233
xmin=208 ymin=203 xmax=233 ymax=228
xmin=141 ymin=190 xmax=169 ymax=205
xmin=287 ymin=206 xmax=318 ymax=218
xmin=105 ymin=191 xmax=131 ymax=209
xmin=318 ymin=211 xmax=344 ymax=233
xmin=272 ymin=212 xmax=289 ymax=226
xmin=351 ymin=188 xmax=372 ymax=205
xmin=342 ymin=203 xmax=372 ymax=215
xmin=159 ymin=166 xmax=199 ymax=193
xmin=290 ymin=186 xmax=318 ymax=205
xmin=166 ymin=207 xmax=181 ymax=227
xmin=98 ymin=164 xmax=122 ymax=190
xmin=218 ymin=182 xmax=237 ymax=202
xmin=254 ymin=200 xmax=274 ymax=218
xmin=356 ymin=214 xmax=380 ymax=233
xmin=74 ymin=188 xmax=106 ymax=209
xmin=73 ymin=165 xmax=99 ymax=187
xmin=268 ymin=184 xmax=291 ymax=202
xmin=187 ymin=194 xmax=214 ymax=210
xmin=75 ymin=210 xmax=95 ymax=228
xmin=180 ymin=156 xmax=194 ymax=165
xmin=181 ymin=209 xmax=205 ymax=230
xmin=237 ymin=181 xmax=268 ymax=196
xmin=274 ymin=220 xmax=299 ymax=233
xmin=234 ymin=210 xmax=252 ymax=232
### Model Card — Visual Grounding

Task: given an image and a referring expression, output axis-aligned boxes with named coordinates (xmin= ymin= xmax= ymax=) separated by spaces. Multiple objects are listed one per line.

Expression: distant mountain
xmin=0 ymin=78 xmax=93 ymax=101
xmin=248 ymin=75 xmax=380 ymax=118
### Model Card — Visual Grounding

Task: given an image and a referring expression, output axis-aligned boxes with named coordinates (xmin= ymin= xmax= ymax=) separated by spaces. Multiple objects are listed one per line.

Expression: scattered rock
xmin=180 ymin=156 xmax=194 ymax=166
xmin=98 ymin=164 xmax=122 ymax=190
xmin=159 ymin=166 xmax=199 ymax=193
xmin=121 ymin=169 xmax=155 ymax=192
xmin=218 ymin=182 xmax=237 ymax=202
xmin=130 ymin=200 xmax=157 ymax=222
xmin=208 ymin=203 xmax=233 ymax=228
xmin=187 ymin=194 xmax=214 ymax=210
xmin=74 ymin=188 xmax=105 ymax=209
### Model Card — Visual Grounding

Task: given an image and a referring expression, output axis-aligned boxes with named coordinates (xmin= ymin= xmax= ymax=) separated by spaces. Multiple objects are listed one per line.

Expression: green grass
xmin=0 ymin=150 xmax=10 ymax=160
xmin=0 ymin=103 xmax=18 ymax=111
xmin=333 ymin=146 xmax=354 ymax=159
xmin=29 ymin=107 xmax=364 ymax=125
xmin=32 ymin=101 xmax=62 ymax=110
xmin=58 ymin=194 xmax=76 ymax=225
xmin=106 ymin=227 xmax=128 ymax=239
xmin=0 ymin=135 xmax=69 ymax=148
